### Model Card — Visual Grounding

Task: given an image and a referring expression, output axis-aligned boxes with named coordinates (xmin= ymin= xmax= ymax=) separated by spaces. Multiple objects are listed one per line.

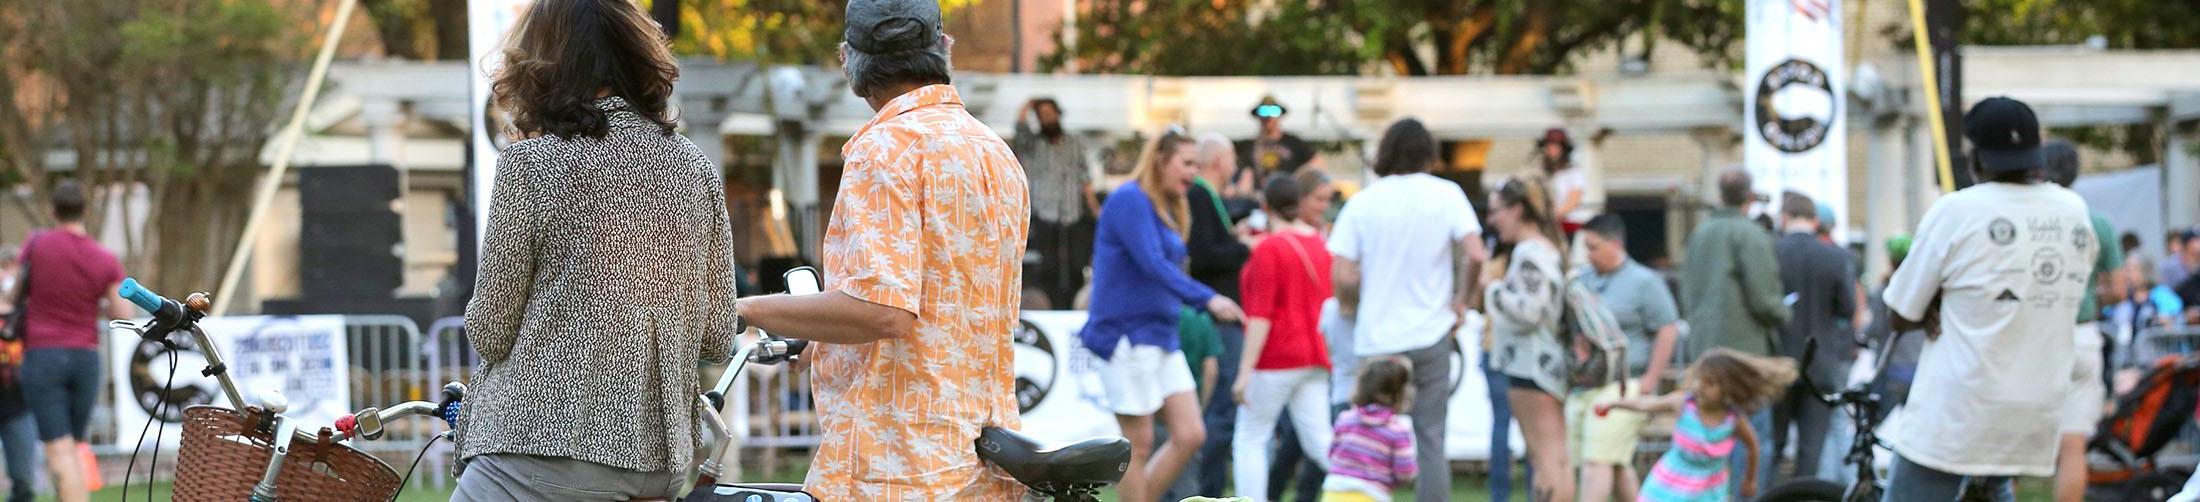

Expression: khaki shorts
xmin=2061 ymin=322 xmax=2106 ymax=435
xmin=1565 ymin=382 xmax=1647 ymax=465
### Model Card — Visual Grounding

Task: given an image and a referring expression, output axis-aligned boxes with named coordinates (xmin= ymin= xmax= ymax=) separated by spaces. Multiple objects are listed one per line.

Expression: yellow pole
xmin=213 ymin=0 xmax=359 ymax=314
xmin=1907 ymin=0 xmax=1958 ymax=193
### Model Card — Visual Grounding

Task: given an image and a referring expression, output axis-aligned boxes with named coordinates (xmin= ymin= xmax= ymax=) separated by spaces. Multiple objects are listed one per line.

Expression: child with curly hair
xmin=1596 ymin=349 xmax=1798 ymax=501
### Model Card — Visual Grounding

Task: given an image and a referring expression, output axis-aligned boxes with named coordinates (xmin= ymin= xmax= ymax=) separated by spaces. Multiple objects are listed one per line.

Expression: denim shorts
xmin=20 ymin=348 xmax=101 ymax=442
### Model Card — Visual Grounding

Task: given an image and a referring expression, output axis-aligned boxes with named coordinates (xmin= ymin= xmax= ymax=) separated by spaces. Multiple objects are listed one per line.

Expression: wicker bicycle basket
xmin=172 ymin=406 xmax=401 ymax=501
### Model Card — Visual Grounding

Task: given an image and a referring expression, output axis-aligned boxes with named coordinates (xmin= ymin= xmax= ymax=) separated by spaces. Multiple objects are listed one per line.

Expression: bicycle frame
xmin=1767 ymin=328 xmax=1916 ymax=502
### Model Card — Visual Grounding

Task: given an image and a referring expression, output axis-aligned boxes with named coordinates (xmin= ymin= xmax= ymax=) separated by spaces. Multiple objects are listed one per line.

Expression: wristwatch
xmin=731 ymin=301 xmax=750 ymax=334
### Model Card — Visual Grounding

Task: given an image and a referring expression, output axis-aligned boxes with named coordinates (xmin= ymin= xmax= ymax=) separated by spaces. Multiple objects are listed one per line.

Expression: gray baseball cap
xmin=844 ymin=0 xmax=942 ymax=54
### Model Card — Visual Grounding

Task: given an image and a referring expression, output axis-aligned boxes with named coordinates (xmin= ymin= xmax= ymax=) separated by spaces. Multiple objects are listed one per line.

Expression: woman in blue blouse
xmin=1083 ymin=128 xmax=1245 ymax=502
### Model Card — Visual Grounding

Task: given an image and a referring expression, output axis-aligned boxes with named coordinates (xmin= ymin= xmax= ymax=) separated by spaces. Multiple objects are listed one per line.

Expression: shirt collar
xmin=593 ymin=96 xmax=631 ymax=112
xmin=1589 ymin=259 xmax=1638 ymax=281
xmin=853 ymin=84 xmax=962 ymax=140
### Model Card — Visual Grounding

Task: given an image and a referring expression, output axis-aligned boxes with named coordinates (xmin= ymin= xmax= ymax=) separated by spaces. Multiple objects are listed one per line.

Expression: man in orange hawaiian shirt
xmin=732 ymin=1 xmax=1029 ymax=500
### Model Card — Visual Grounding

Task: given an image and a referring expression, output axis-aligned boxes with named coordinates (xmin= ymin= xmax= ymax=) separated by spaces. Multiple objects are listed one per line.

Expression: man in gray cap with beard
xmin=731 ymin=0 xmax=1032 ymax=500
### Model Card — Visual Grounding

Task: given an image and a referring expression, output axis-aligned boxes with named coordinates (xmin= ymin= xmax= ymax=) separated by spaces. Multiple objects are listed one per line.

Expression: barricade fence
xmin=89 ymin=315 xmax=440 ymax=487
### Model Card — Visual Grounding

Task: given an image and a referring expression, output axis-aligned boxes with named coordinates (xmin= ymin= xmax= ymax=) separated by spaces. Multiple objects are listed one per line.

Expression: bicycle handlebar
xmin=335 ymin=382 xmax=465 ymax=441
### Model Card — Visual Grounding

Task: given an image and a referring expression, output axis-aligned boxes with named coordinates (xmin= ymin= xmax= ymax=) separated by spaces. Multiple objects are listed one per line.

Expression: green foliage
xmin=667 ymin=0 xmax=976 ymax=64
xmin=1042 ymin=0 xmax=1745 ymax=76
xmin=1 ymin=0 xmax=303 ymax=289
xmin=1963 ymin=0 xmax=2200 ymax=48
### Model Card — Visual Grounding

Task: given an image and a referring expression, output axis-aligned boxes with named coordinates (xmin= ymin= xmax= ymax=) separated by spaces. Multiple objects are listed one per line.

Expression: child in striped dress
xmin=1596 ymin=349 xmax=1797 ymax=501
xmin=1321 ymin=357 xmax=1416 ymax=502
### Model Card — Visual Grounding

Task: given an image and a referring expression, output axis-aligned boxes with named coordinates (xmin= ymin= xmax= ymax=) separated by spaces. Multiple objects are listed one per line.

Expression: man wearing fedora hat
xmin=1235 ymin=96 xmax=1318 ymax=183
xmin=1880 ymin=96 xmax=2097 ymax=501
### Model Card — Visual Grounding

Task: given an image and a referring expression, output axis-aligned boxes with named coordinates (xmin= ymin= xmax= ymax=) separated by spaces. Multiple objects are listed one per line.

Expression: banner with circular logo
xmin=1745 ymin=0 xmax=1848 ymax=238
xmin=107 ymin=315 xmax=352 ymax=450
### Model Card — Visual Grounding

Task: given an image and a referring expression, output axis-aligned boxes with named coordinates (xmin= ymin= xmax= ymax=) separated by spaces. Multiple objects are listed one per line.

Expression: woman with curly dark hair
xmin=453 ymin=0 xmax=737 ymax=499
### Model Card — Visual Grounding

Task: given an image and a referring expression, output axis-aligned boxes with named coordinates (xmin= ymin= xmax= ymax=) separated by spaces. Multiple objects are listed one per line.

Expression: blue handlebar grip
xmin=440 ymin=401 xmax=462 ymax=429
xmin=118 ymin=278 xmax=165 ymax=314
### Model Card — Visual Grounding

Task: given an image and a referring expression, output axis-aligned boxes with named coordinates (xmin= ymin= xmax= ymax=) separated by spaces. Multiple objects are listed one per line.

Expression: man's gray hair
xmin=1195 ymin=132 xmax=1234 ymax=163
xmin=842 ymin=35 xmax=954 ymax=100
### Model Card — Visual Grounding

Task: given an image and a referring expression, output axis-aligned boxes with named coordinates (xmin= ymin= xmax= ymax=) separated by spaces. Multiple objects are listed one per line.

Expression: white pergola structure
xmin=273 ymin=47 xmax=2200 ymax=285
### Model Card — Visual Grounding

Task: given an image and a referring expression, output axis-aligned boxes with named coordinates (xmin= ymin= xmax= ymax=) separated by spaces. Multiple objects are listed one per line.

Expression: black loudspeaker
xmin=298 ymin=165 xmax=401 ymax=213
xmin=296 ymin=166 xmax=403 ymax=298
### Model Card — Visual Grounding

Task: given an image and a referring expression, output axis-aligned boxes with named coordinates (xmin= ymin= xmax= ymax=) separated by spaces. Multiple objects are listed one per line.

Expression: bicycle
xmin=1753 ymin=336 xmax=1898 ymax=502
xmin=110 ymin=279 xmax=459 ymax=501
xmin=342 ymin=267 xmax=1135 ymax=501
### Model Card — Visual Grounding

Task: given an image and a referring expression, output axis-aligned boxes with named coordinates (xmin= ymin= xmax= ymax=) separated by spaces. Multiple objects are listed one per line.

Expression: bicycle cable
xmin=121 ymin=340 xmax=181 ymax=502
xmin=147 ymin=348 xmax=177 ymax=502
xmin=389 ymin=433 xmax=445 ymax=502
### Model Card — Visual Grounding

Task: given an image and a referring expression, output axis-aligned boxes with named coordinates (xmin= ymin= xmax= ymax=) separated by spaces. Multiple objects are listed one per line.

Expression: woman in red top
xmin=1230 ymin=169 xmax=1338 ymax=500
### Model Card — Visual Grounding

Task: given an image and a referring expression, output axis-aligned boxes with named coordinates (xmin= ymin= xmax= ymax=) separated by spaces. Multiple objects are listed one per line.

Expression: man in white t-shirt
xmin=1881 ymin=97 xmax=2097 ymax=502
xmin=1328 ymin=118 xmax=1486 ymax=502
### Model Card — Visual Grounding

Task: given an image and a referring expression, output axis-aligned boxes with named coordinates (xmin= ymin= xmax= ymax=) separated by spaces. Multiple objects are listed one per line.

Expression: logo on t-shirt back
xmin=1989 ymin=218 xmax=2017 ymax=246
xmin=1995 ymin=289 xmax=2021 ymax=302
xmin=2032 ymin=249 xmax=2064 ymax=285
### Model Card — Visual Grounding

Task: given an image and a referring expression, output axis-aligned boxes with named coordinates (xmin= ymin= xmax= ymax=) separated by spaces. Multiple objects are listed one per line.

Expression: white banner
xmin=1012 ymin=311 xmax=1514 ymax=461
xmin=108 ymin=316 xmax=352 ymax=450
xmin=1745 ymin=0 xmax=1848 ymax=238
xmin=468 ymin=0 xmax=532 ymax=249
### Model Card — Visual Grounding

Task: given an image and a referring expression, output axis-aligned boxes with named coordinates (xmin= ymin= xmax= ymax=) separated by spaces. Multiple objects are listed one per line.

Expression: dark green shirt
xmin=1178 ymin=308 xmax=1222 ymax=390
xmin=2080 ymin=211 xmax=2122 ymax=323
xmin=1679 ymin=209 xmax=1792 ymax=356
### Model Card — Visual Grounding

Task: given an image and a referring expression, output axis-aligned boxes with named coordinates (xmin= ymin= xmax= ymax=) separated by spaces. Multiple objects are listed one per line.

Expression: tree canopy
xmin=1041 ymin=0 xmax=1745 ymax=76
xmin=1 ymin=0 xmax=303 ymax=290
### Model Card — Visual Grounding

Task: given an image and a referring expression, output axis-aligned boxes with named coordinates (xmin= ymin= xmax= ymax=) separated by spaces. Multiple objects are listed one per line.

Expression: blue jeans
xmin=1884 ymin=454 xmax=2015 ymax=502
xmin=1730 ymin=408 xmax=1774 ymax=495
xmin=1484 ymin=353 xmax=1531 ymax=501
xmin=20 ymin=348 xmax=99 ymax=442
xmin=0 ymin=412 xmax=35 ymax=501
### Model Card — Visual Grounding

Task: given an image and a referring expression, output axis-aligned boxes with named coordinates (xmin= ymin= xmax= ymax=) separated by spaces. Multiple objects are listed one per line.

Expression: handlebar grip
xmin=439 ymin=400 xmax=462 ymax=429
xmin=119 ymin=278 xmax=166 ymax=314
xmin=440 ymin=382 xmax=467 ymax=404
xmin=783 ymin=339 xmax=809 ymax=358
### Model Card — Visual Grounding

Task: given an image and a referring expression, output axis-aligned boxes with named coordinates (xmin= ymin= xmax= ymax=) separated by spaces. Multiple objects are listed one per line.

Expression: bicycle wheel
xmin=1755 ymin=478 xmax=1845 ymax=502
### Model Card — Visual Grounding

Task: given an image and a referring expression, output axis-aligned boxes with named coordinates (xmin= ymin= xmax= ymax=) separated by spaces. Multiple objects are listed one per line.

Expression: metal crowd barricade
xmin=344 ymin=316 xmax=443 ymax=484
xmin=724 ymin=337 xmax=820 ymax=450
xmin=416 ymin=316 xmax=472 ymax=490
xmin=89 ymin=315 xmax=436 ymax=483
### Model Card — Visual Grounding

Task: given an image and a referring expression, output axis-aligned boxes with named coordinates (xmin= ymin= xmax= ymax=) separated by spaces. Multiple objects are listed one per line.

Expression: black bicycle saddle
xmin=974 ymin=427 xmax=1131 ymax=488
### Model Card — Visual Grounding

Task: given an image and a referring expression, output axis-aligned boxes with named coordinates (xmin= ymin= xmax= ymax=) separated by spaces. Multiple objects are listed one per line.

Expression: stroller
xmin=2088 ymin=353 xmax=2200 ymax=501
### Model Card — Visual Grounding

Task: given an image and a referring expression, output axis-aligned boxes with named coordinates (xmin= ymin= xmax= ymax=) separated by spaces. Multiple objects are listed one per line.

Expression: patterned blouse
xmin=458 ymin=97 xmax=739 ymax=474
xmin=804 ymin=85 xmax=1032 ymax=501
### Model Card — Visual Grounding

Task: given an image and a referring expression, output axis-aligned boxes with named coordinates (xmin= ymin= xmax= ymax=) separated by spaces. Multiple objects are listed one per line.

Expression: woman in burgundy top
xmin=10 ymin=180 xmax=130 ymax=502
xmin=1231 ymin=170 xmax=1339 ymax=500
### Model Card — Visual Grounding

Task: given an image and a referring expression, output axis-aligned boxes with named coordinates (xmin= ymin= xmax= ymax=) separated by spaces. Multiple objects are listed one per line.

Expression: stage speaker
xmin=296 ymin=166 xmax=403 ymax=298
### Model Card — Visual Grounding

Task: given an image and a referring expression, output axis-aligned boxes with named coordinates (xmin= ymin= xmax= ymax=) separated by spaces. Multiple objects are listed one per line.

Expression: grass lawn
xmin=86 ymin=481 xmax=455 ymax=502
xmin=82 ymin=457 xmax=2059 ymax=501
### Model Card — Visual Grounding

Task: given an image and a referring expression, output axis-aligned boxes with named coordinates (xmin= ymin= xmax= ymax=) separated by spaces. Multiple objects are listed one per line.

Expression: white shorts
xmin=2062 ymin=322 xmax=2107 ymax=435
xmin=1091 ymin=338 xmax=1196 ymax=416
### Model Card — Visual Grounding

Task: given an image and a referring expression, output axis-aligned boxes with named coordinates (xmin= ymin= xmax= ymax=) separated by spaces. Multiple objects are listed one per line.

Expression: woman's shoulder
xmin=1512 ymin=239 xmax=1562 ymax=265
xmin=1103 ymin=183 xmax=1152 ymax=210
xmin=496 ymin=136 xmax=567 ymax=169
